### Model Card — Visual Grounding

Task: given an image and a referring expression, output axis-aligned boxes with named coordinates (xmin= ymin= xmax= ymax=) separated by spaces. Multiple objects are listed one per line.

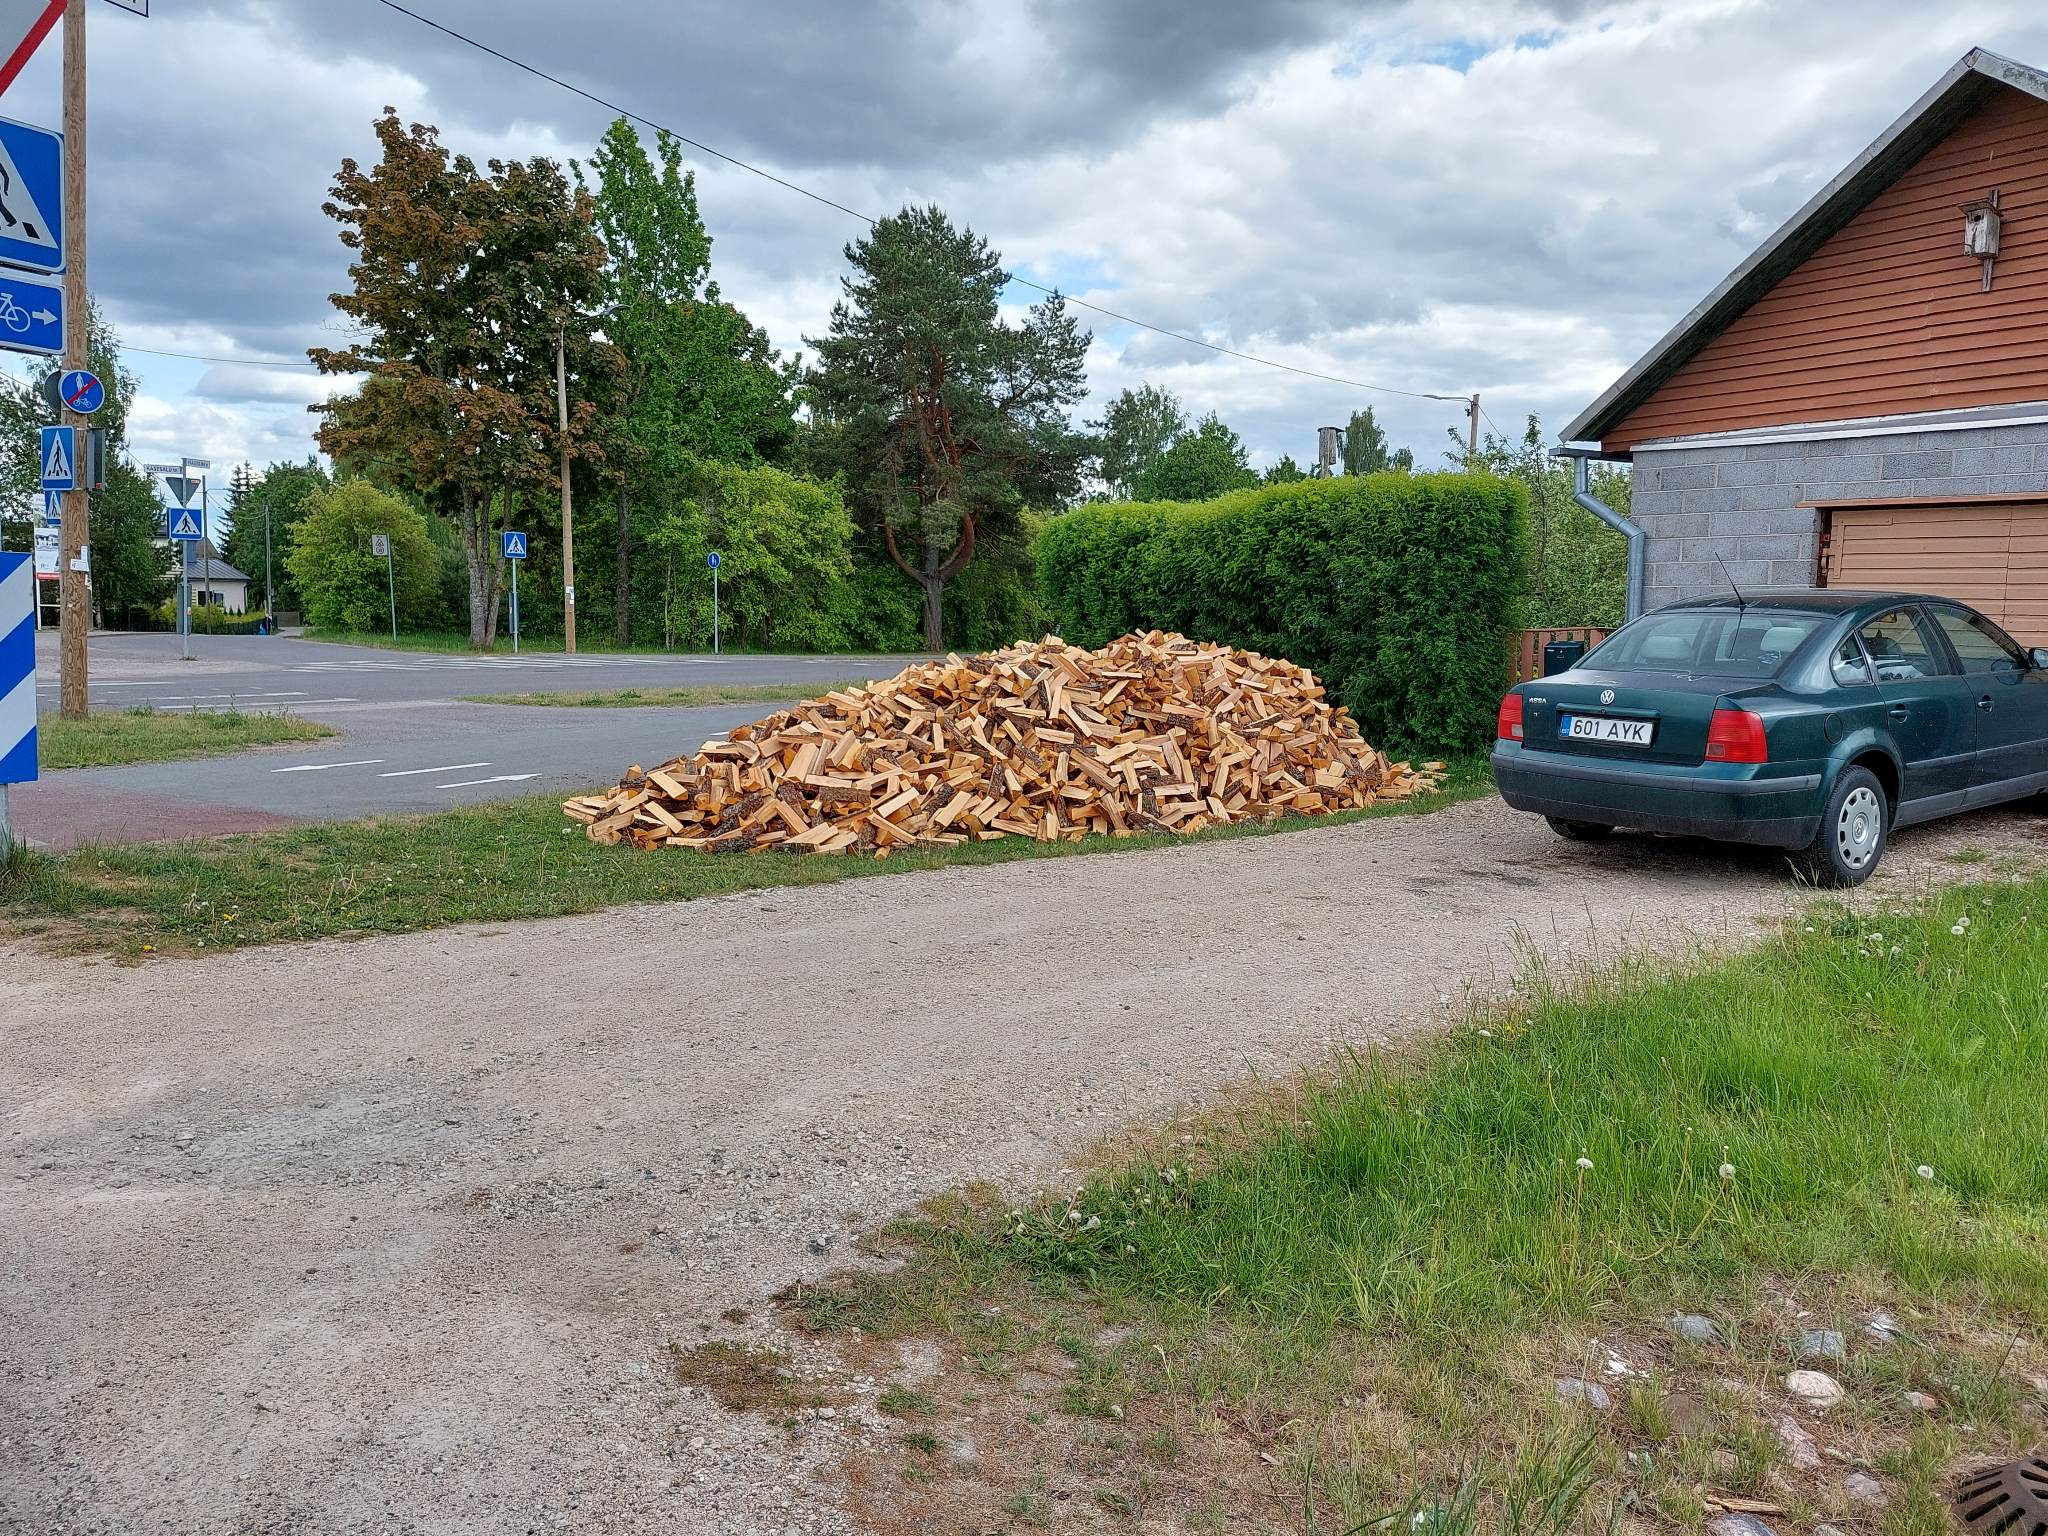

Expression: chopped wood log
xmin=565 ymin=632 xmax=1445 ymax=858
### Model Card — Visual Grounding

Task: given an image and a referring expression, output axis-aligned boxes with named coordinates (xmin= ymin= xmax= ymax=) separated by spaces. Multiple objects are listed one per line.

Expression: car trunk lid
xmin=1520 ymin=670 xmax=1756 ymax=766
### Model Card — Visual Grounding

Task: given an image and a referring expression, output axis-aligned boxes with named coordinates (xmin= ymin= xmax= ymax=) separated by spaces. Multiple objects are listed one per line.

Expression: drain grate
xmin=1956 ymin=1457 xmax=2048 ymax=1536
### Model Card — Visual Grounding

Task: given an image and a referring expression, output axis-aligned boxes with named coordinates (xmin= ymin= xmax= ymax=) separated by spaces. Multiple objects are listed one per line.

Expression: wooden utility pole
xmin=56 ymin=0 xmax=87 ymax=718
xmin=1466 ymin=394 xmax=1481 ymax=460
xmin=556 ymin=327 xmax=575 ymax=653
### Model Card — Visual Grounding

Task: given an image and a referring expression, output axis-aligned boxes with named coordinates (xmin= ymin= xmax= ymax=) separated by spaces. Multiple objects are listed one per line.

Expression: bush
xmin=1037 ymin=473 xmax=1528 ymax=755
xmin=134 ymin=602 xmax=269 ymax=635
xmin=286 ymin=481 xmax=441 ymax=634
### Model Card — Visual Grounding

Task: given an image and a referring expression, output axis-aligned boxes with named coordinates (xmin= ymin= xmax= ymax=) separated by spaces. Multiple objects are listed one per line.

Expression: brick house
xmin=1563 ymin=47 xmax=2048 ymax=643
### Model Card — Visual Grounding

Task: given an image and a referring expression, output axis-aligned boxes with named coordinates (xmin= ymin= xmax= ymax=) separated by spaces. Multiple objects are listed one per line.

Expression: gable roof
xmin=1564 ymin=47 xmax=2048 ymax=448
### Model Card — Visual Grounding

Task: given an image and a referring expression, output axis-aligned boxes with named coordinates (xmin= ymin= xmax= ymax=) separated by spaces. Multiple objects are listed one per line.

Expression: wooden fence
xmin=1509 ymin=626 xmax=1609 ymax=684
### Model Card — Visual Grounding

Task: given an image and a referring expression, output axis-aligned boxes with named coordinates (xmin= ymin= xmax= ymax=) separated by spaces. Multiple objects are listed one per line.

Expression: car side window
xmin=1829 ymin=634 xmax=1875 ymax=687
xmin=1856 ymin=607 xmax=1953 ymax=682
xmin=1928 ymin=606 xmax=2026 ymax=675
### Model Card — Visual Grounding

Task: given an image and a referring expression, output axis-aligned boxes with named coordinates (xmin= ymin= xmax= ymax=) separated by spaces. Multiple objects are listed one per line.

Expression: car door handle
xmin=1888 ymin=705 xmax=1910 ymax=720
xmin=1978 ymin=695 xmax=1995 ymax=712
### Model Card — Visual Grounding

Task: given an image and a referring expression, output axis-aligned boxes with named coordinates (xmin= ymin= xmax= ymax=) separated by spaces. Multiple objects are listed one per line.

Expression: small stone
xmin=1554 ymin=1377 xmax=1612 ymax=1411
xmin=1670 ymin=1313 xmax=1723 ymax=1345
xmin=1902 ymin=1390 xmax=1938 ymax=1412
xmin=1864 ymin=1310 xmax=1902 ymax=1342
xmin=1773 ymin=1413 xmax=1821 ymax=1470
xmin=1663 ymin=1393 xmax=1714 ymax=1437
xmin=1814 ymin=1526 xmax=1847 ymax=1536
xmin=1796 ymin=1328 xmax=1846 ymax=1362
xmin=1708 ymin=1513 xmax=1777 ymax=1536
xmin=1844 ymin=1471 xmax=1885 ymax=1505
xmin=1785 ymin=1369 xmax=1844 ymax=1407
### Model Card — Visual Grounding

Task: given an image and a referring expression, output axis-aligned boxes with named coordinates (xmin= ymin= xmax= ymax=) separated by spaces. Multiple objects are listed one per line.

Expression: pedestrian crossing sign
xmin=502 ymin=530 xmax=527 ymax=559
xmin=39 ymin=424 xmax=73 ymax=489
xmin=167 ymin=507 xmax=203 ymax=542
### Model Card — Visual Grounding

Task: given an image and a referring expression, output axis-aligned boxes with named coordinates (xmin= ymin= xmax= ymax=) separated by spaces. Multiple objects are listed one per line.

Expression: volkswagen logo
xmin=1599 ymin=688 xmax=1615 ymax=705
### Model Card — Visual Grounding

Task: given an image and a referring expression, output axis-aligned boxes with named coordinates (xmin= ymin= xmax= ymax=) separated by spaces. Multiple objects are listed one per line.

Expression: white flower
xmin=1576 ymin=1156 xmax=1594 ymax=1172
xmin=1916 ymin=1165 xmax=1935 ymax=1181
xmin=1951 ymin=923 xmax=1967 ymax=936
xmin=1083 ymin=1215 xmax=1101 ymax=1231
xmin=1065 ymin=1208 xmax=1083 ymax=1224
xmin=1122 ymin=1244 xmax=1135 ymax=1256
xmin=1719 ymin=1163 xmax=1736 ymax=1181
xmin=1161 ymin=1167 xmax=1178 ymax=1184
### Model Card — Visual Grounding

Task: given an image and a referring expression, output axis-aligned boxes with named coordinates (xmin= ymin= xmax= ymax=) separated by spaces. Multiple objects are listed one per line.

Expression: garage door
xmin=1820 ymin=499 xmax=2048 ymax=644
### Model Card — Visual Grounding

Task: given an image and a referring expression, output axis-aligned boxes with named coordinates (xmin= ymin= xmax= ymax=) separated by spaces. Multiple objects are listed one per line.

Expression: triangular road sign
xmin=41 ymin=428 xmax=70 ymax=482
xmin=0 ymin=132 xmax=59 ymax=258
xmin=170 ymin=509 xmax=201 ymax=538
xmin=163 ymin=474 xmax=197 ymax=507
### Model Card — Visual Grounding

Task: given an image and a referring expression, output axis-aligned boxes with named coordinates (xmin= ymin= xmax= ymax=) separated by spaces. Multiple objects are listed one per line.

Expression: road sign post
xmin=708 ymin=550 xmax=720 ymax=655
xmin=371 ymin=532 xmax=395 ymax=640
xmin=165 ymin=496 xmax=202 ymax=661
xmin=501 ymin=529 xmax=527 ymax=654
xmin=58 ymin=1 xmax=89 ymax=716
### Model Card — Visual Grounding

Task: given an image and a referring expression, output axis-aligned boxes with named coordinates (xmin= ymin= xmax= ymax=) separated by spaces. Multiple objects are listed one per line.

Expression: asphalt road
xmin=18 ymin=631 xmax=906 ymax=847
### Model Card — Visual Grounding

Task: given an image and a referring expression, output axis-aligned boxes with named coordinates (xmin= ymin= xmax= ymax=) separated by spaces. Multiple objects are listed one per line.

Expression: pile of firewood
xmin=563 ymin=632 xmax=1444 ymax=857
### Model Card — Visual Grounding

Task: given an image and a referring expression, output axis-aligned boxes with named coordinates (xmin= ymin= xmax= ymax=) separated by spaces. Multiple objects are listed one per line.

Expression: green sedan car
xmin=1492 ymin=590 xmax=2048 ymax=885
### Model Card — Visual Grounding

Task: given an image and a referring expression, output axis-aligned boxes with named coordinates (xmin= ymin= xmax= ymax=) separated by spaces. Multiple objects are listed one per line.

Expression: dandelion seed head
xmin=1916 ymin=1165 xmax=1935 ymax=1181
xmin=1576 ymin=1156 xmax=1594 ymax=1172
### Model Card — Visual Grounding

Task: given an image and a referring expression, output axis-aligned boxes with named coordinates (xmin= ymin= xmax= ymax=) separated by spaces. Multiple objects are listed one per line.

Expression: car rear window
xmin=1586 ymin=610 xmax=1826 ymax=677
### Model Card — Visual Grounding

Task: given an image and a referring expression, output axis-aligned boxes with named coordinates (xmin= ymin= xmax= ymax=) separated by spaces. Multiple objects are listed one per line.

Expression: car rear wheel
xmin=1797 ymin=767 xmax=1886 ymax=887
xmin=1545 ymin=816 xmax=1614 ymax=842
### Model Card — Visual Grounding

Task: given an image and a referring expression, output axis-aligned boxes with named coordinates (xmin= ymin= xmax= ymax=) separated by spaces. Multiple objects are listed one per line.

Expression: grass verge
xmin=37 ymin=706 xmax=335 ymax=770
xmin=0 ymin=757 xmax=1492 ymax=956
xmin=303 ymin=627 xmax=920 ymax=661
xmin=773 ymin=878 xmax=2048 ymax=1533
xmin=459 ymin=681 xmax=868 ymax=709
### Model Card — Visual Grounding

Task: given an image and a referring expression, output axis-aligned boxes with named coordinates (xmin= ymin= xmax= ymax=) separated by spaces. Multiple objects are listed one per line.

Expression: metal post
xmin=200 ymin=476 xmax=211 ymax=611
xmin=385 ymin=540 xmax=397 ymax=641
xmin=0 ymin=782 xmax=10 ymax=849
xmin=555 ymin=328 xmax=575 ymax=653
xmin=178 ymin=538 xmax=189 ymax=660
xmin=712 ymin=563 xmax=719 ymax=656
xmin=263 ymin=499 xmax=272 ymax=633
xmin=510 ymin=557 xmax=520 ymax=655
xmin=56 ymin=0 xmax=88 ymax=717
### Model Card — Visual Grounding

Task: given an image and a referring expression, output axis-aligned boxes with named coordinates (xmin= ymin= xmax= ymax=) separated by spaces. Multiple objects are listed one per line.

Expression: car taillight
xmin=1705 ymin=707 xmax=1768 ymax=763
xmin=1496 ymin=691 xmax=1524 ymax=741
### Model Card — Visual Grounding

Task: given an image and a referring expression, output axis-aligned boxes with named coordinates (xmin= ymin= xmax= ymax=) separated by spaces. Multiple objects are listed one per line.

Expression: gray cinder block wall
xmin=1627 ymin=416 xmax=2048 ymax=611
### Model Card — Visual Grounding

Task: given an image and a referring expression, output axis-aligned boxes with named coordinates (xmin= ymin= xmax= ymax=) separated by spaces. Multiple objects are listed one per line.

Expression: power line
xmin=370 ymin=0 xmax=1469 ymax=405
xmin=122 ymin=345 xmax=321 ymax=370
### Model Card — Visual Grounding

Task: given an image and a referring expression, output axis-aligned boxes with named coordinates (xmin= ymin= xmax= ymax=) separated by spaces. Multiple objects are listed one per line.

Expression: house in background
xmin=174 ymin=542 xmax=252 ymax=613
xmin=1565 ymin=47 xmax=2048 ymax=642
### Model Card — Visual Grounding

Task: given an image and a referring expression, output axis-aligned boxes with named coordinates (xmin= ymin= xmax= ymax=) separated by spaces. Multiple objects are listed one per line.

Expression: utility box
xmin=1542 ymin=639 xmax=1589 ymax=675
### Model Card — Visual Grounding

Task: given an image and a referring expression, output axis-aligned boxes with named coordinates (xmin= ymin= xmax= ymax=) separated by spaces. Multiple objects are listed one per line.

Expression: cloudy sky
xmin=5 ymin=0 xmax=2047 ymax=489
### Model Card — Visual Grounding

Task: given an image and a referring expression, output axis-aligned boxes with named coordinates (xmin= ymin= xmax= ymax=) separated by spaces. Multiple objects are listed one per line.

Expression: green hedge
xmin=1037 ymin=473 xmax=1528 ymax=755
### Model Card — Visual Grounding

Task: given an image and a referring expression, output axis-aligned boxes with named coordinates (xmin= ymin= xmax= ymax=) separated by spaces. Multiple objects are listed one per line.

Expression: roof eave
xmin=1563 ymin=47 xmax=2048 ymax=446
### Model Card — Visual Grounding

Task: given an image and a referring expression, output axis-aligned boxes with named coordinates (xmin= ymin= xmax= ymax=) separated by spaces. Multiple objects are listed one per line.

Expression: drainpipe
xmin=1566 ymin=450 xmax=1645 ymax=622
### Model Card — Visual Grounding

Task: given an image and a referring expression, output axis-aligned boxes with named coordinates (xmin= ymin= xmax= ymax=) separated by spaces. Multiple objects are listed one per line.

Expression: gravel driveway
xmin=3 ymin=797 xmax=2041 ymax=1533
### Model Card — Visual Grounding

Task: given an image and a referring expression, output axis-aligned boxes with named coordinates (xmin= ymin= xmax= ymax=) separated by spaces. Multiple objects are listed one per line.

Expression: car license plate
xmin=1559 ymin=712 xmax=1654 ymax=747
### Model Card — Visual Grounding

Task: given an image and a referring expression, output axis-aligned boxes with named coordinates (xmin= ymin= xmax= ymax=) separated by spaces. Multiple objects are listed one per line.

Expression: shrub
xmin=286 ymin=481 xmax=441 ymax=633
xmin=1036 ymin=473 xmax=1528 ymax=755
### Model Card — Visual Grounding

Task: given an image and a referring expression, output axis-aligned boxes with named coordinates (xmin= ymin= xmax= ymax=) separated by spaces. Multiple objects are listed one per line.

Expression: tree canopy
xmin=287 ymin=480 xmax=442 ymax=632
xmin=1090 ymin=383 xmax=1186 ymax=499
xmin=1342 ymin=406 xmax=1413 ymax=474
xmin=1132 ymin=413 xmax=1258 ymax=502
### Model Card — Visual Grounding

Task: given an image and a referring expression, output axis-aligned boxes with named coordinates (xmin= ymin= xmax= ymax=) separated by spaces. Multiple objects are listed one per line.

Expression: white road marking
xmin=271 ymin=759 xmax=385 ymax=773
xmin=379 ymin=762 xmax=489 ymax=778
xmin=436 ymin=773 xmax=539 ymax=789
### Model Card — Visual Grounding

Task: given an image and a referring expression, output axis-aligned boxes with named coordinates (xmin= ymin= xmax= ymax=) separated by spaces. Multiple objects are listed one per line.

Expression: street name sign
xmin=38 ymin=422 xmax=71 ymax=489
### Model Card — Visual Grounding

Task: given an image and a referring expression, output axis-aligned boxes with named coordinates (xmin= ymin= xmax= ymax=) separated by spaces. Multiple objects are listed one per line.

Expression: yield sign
xmin=163 ymin=474 xmax=200 ymax=508
xmin=0 ymin=1 xmax=63 ymax=99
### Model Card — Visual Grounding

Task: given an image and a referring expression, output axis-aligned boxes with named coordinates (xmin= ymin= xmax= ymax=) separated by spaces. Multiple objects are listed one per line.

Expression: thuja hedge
xmin=1036 ymin=472 xmax=1529 ymax=755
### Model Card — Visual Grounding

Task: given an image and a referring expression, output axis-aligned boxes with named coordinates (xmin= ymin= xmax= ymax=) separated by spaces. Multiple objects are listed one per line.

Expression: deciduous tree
xmin=1342 ymin=406 xmax=1413 ymax=475
xmin=1131 ymin=413 xmax=1256 ymax=502
xmin=1090 ymin=383 xmax=1185 ymax=499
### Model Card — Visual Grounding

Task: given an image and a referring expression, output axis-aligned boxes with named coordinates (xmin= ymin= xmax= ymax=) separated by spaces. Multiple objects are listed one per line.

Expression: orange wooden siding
xmin=1819 ymin=500 xmax=2048 ymax=643
xmin=1509 ymin=627 xmax=1609 ymax=683
xmin=1607 ymin=86 xmax=2048 ymax=452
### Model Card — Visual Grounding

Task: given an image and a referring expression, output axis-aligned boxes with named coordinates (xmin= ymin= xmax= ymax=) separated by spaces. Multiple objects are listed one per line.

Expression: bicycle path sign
xmin=0 ymin=266 xmax=62 ymax=357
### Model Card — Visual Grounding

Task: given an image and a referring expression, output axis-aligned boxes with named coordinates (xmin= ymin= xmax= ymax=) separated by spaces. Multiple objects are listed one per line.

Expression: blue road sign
xmin=0 ymin=116 xmax=63 ymax=275
xmin=39 ymin=424 xmax=72 ymax=490
xmin=0 ymin=267 xmax=63 ymax=358
xmin=501 ymin=530 xmax=528 ymax=559
xmin=58 ymin=368 xmax=102 ymax=414
xmin=41 ymin=490 xmax=58 ymax=525
xmin=167 ymin=506 xmax=204 ymax=542
xmin=707 ymin=550 xmax=720 ymax=569
xmin=1 ymin=550 xmax=35 ymax=785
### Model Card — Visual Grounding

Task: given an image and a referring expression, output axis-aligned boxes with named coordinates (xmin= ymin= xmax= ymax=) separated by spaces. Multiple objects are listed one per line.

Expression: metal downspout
xmin=1572 ymin=454 xmax=1645 ymax=621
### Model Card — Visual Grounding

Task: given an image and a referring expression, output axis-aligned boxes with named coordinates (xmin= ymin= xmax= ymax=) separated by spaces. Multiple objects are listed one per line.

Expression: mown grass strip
xmin=37 ymin=707 xmax=336 ymax=771
xmin=0 ymin=758 xmax=1492 ymax=956
xmin=459 ymin=681 xmax=869 ymax=709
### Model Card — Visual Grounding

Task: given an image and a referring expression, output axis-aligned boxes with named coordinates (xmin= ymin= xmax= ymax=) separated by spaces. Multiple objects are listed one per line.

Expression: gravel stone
xmin=1773 ymin=1413 xmax=1821 ymax=1470
xmin=1844 ymin=1471 xmax=1886 ymax=1504
xmin=1796 ymin=1327 xmax=1846 ymax=1362
xmin=1786 ymin=1369 xmax=1845 ymax=1408
xmin=1709 ymin=1514 xmax=1777 ymax=1536
xmin=1554 ymin=1377 xmax=1612 ymax=1410
xmin=1670 ymin=1313 xmax=1723 ymax=1345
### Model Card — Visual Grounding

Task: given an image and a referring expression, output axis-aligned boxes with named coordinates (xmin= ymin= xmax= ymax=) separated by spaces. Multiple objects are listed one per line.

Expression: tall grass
xmin=1000 ymin=881 xmax=2048 ymax=1342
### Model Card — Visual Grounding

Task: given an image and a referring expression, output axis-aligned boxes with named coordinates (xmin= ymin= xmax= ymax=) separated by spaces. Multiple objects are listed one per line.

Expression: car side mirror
xmin=2032 ymin=647 xmax=2048 ymax=671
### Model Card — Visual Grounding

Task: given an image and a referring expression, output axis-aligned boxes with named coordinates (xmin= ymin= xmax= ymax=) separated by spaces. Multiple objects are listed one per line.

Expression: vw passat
xmin=1492 ymin=591 xmax=2048 ymax=886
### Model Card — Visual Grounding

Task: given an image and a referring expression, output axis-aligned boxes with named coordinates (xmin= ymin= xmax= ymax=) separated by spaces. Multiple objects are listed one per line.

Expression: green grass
xmin=460 ymin=681 xmax=869 ymax=709
xmin=785 ymin=876 xmax=2048 ymax=1529
xmin=0 ymin=758 xmax=1491 ymax=956
xmin=37 ymin=706 xmax=335 ymax=770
